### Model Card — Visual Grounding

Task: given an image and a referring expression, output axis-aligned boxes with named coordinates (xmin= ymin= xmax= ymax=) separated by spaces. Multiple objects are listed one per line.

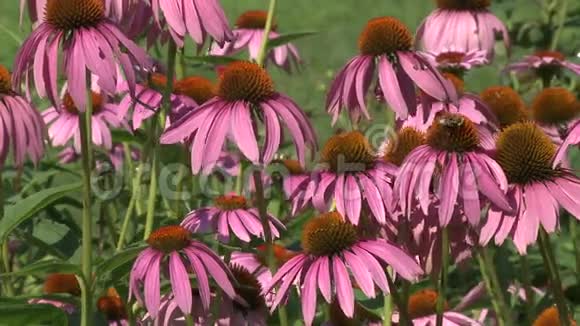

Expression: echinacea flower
xmin=118 ymin=74 xmax=216 ymax=130
xmin=505 ymin=50 xmax=580 ymax=85
xmin=150 ymin=0 xmax=233 ymax=48
xmin=532 ymin=306 xmax=578 ymax=326
xmin=480 ymin=122 xmax=580 ymax=253
xmin=219 ymin=264 xmax=268 ymax=326
xmin=416 ymin=73 xmax=499 ymax=144
xmin=530 ymin=87 xmax=579 ymax=144
xmin=211 ymin=10 xmax=301 ymax=72
xmin=43 ymin=92 xmax=129 ymax=152
xmin=265 ymin=212 xmax=423 ymax=326
xmin=327 ymin=16 xmax=456 ymax=123
xmin=556 ymin=119 xmax=580 ymax=164
xmin=97 ymin=288 xmax=128 ymax=326
xmin=143 ymin=292 xmax=210 ymax=325
xmin=479 ymin=86 xmax=528 ymax=129
xmin=416 ymin=0 xmax=510 ymax=60
xmin=161 ymin=61 xmax=317 ymax=174
xmin=129 ymin=225 xmax=236 ymax=318
xmin=392 ymin=289 xmax=482 ymax=325
xmin=0 ymin=64 xmax=44 ymax=169
xmin=13 ymin=0 xmax=152 ymax=112
xmin=425 ymin=48 xmax=488 ymax=76
xmin=395 ymin=113 xmax=512 ymax=227
xmin=295 ymin=131 xmax=396 ymax=225
xmin=28 ymin=273 xmax=81 ymax=314
xmin=180 ymin=194 xmax=285 ymax=243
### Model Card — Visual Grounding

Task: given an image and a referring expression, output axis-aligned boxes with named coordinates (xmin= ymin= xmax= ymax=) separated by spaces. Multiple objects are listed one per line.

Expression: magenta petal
xmin=144 ymin=252 xmax=162 ymax=318
xmin=333 ymin=256 xmax=354 ymax=318
xmin=359 ymin=240 xmax=422 ymax=281
xmin=301 ymin=260 xmax=319 ymax=326
xmin=344 ymin=175 xmax=362 ymax=225
xmin=317 ymin=256 xmax=332 ymax=303
xmin=183 ymin=249 xmax=211 ymax=311
xmin=378 ymin=55 xmax=410 ymax=119
xmin=231 ymin=102 xmax=259 ymax=164
xmin=460 ymin=158 xmax=481 ymax=226
xmin=350 ymin=245 xmax=389 ymax=292
xmin=343 ymin=250 xmax=375 ymax=298
xmin=169 ymin=252 xmax=192 ymax=314
xmin=438 ymin=154 xmax=459 ymax=226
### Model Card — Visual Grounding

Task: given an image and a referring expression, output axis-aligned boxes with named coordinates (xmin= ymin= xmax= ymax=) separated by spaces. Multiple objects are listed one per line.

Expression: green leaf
xmin=0 ymin=260 xmax=82 ymax=278
xmin=0 ymin=183 xmax=82 ymax=241
xmin=267 ymin=31 xmax=317 ymax=48
xmin=0 ymin=304 xmax=69 ymax=326
xmin=96 ymin=245 xmax=146 ymax=277
xmin=184 ymin=55 xmax=239 ymax=65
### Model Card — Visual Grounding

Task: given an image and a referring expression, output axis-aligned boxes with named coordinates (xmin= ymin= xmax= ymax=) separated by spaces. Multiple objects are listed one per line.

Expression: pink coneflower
xmin=118 ymin=74 xmax=216 ymax=130
xmin=211 ymin=10 xmax=301 ymax=72
xmin=265 ymin=212 xmax=423 ymax=326
xmin=29 ymin=273 xmax=81 ymax=314
xmin=180 ymin=194 xmax=285 ymax=243
xmin=556 ymin=120 xmax=580 ymax=164
xmin=530 ymin=87 xmax=579 ymax=144
xmin=294 ymin=131 xmax=396 ymax=225
xmin=271 ymin=159 xmax=310 ymax=214
xmin=425 ymin=48 xmax=488 ymax=76
xmin=0 ymin=64 xmax=44 ymax=169
xmin=392 ymin=289 xmax=482 ymax=325
xmin=150 ymin=0 xmax=233 ymax=48
xmin=395 ymin=113 xmax=512 ymax=227
xmin=143 ymin=292 xmax=210 ymax=325
xmin=416 ymin=74 xmax=499 ymax=143
xmin=416 ymin=0 xmax=510 ymax=60
xmin=161 ymin=61 xmax=317 ymax=174
xmin=129 ymin=225 xmax=236 ymax=318
xmin=20 ymin=0 xmax=139 ymax=26
xmin=13 ymin=0 xmax=151 ymax=112
xmin=505 ymin=50 xmax=580 ymax=84
xmin=43 ymin=92 xmax=129 ymax=153
xmin=327 ymin=16 xmax=456 ymax=123
xmin=219 ymin=264 xmax=268 ymax=326
xmin=479 ymin=85 xmax=529 ymax=129
xmin=480 ymin=122 xmax=580 ymax=254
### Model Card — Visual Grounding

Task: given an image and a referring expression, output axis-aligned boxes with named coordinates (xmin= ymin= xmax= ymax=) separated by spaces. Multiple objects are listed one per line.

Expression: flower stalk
xmin=435 ymin=228 xmax=449 ymax=326
xmin=143 ymin=40 xmax=177 ymax=240
xmin=79 ymin=77 xmax=94 ymax=326
xmin=538 ymin=228 xmax=570 ymax=326
xmin=476 ymin=247 xmax=513 ymax=326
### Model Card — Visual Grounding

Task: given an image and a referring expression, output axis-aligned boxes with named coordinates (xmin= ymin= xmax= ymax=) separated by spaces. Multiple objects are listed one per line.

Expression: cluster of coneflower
xmin=0 ymin=0 xmax=578 ymax=325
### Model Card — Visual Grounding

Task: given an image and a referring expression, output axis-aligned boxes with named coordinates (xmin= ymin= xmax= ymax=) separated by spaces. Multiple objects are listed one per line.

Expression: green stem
xmin=0 ymin=172 xmax=13 ymax=297
xmin=435 ymin=228 xmax=449 ymax=326
xmin=550 ymin=0 xmax=569 ymax=50
xmin=143 ymin=40 xmax=177 ymax=240
xmin=570 ymin=218 xmax=580 ymax=284
xmin=520 ymin=255 xmax=535 ymax=325
xmin=256 ymin=0 xmax=277 ymax=66
xmin=385 ymin=271 xmax=408 ymax=326
xmin=476 ymin=248 xmax=513 ymax=326
xmin=538 ymin=229 xmax=570 ymax=326
xmin=382 ymin=293 xmax=393 ymax=326
xmin=184 ymin=314 xmax=194 ymax=326
xmin=79 ymin=82 xmax=94 ymax=326
xmin=252 ymin=170 xmax=286 ymax=326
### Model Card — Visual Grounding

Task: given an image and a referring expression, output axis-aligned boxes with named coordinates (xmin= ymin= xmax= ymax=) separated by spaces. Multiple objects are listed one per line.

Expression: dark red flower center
xmin=358 ymin=17 xmax=413 ymax=56
xmin=45 ymin=0 xmax=105 ymax=30
xmin=217 ymin=61 xmax=275 ymax=103
xmin=97 ymin=290 xmax=127 ymax=322
xmin=534 ymin=50 xmax=566 ymax=61
xmin=383 ymin=127 xmax=426 ymax=166
xmin=229 ymin=264 xmax=265 ymax=310
xmin=496 ymin=122 xmax=559 ymax=184
xmin=321 ymin=131 xmax=376 ymax=173
xmin=0 ymin=65 xmax=12 ymax=94
xmin=408 ymin=289 xmax=448 ymax=318
xmin=235 ymin=10 xmax=277 ymax=31
xmin=532 ymin=306 xmax=577 ymax=326
xmin=426 ymin=113 xmax=480 ymax=152
xmin=436 ymin=0 xmax=491 ymax=10
xmin=174 ymin=76 xmax=216 ymax=105
xmin=147 ymin=225 xmax=190 ymax=253
xmin=302 ymin=212 xmax=358 ymax=257
xmin=43 ymin=273 xmax=81 ymax=296
xmin=214 ymin=195 xmax=248 ymax=210
xmin=256 ymin=243 xmax=298 ymax=266
xmin=442 ymin=72 xmax=465 ymax=96
xmin=480 ymin=86 xmax=528 ymax=129
xmin=62 ymin=92 xmax=103 ymax=115
xmin=146 ymin=73 xmax=169 ymax=92
xmin=531 ymin=87 xmax=579 ymax=125
xmin=436 ymin=52 xmax=467 ymax=66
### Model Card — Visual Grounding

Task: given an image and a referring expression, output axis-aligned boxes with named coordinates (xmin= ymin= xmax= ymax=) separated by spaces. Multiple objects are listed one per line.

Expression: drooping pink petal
xmin=333 ymin=256 xmax=354 ymax=318
xmin=169 ymin=252 xmax=192 ymax=314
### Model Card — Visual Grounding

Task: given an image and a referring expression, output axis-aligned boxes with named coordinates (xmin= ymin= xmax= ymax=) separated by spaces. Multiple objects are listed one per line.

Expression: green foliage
xmin=0 ymin=303 xmax=69 ymax=326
